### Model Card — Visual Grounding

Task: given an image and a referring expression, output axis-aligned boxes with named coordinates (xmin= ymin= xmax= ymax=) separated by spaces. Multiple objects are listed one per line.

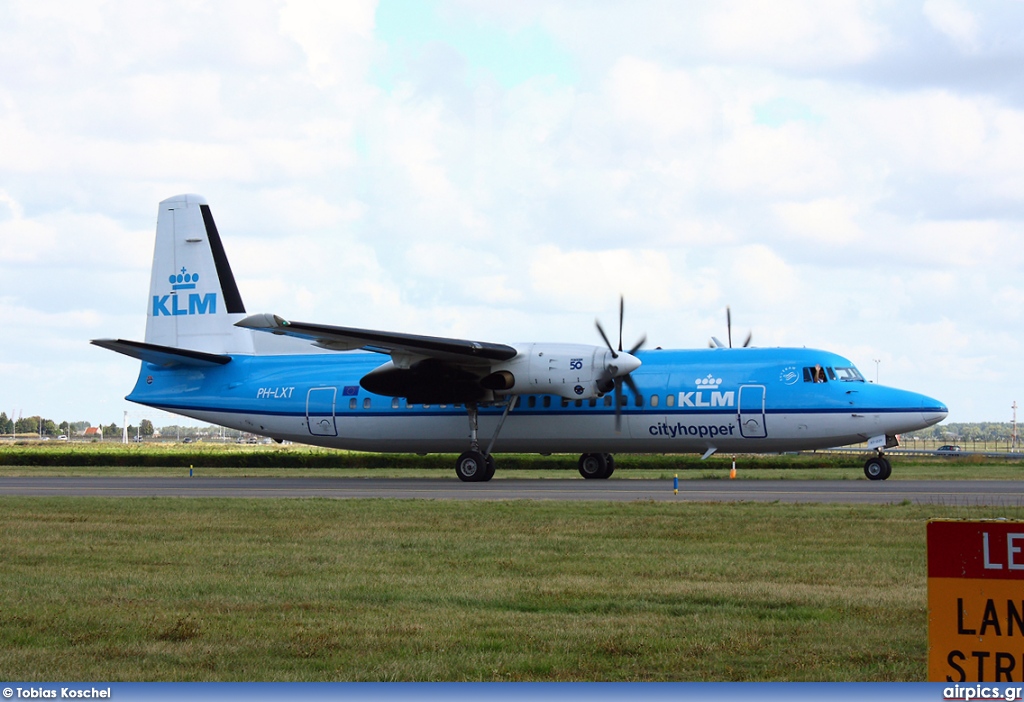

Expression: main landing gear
xmin=578 ymin=453 xmax=615 ymax=479
xmin=454 ymin=400 xmax=512 ymax=482
xmin=455 ymin=450 xmax=496 ymax=482
xmin=864 ymin=453 xmax=892 ymax=480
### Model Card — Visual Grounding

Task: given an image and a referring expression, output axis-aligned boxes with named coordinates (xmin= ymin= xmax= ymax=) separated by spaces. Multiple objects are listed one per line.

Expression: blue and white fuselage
xmin=125 ymin=347 xmax=945 ymax=455
xmin=93 ymin=194 xmax=947 ymax=482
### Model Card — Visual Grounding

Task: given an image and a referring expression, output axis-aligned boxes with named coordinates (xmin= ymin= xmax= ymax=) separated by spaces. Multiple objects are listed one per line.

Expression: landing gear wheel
xmin=456 ymin=451 xmax=488 ymax=482
xmin=602 ymin=453 xmax=615 ymax=478
xmin=482 ymin=454 xmax=496 ymax=482
xmin=864 ymin=456 xmax=891 ymax=481
xmin=579 ymin=452 xmax=612 ymax=479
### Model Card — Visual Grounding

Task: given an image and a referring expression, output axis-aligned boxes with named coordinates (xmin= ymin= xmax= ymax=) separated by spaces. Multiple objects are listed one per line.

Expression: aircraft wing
xmin=236 ymin=313 xmax=518 ymax=364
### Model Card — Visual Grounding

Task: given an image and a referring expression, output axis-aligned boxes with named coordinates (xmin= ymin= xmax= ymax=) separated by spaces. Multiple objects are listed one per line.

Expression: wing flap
xmin=236 ymin=313 xmax=518 ymax=364
xmin=91 ymin=338 xmax=233 ymax=367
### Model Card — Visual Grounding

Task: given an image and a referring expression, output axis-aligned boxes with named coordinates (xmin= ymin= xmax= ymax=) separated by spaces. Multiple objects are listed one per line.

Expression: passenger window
xmin=391 ymin=398 xmax=399 ymax=409
xmin=666 ymin=394 xmax=676 ymax=407
xmin=561 ymin=398 xmax=570 ymax=408
xmin=543 ymin=396 xmax=551 ymax=408
xmin=589 ymin=398 xmax=597 ymax=408
xmin=651 ymin=395 xmax=659 ymax=408
xmin=634 ymin=394 xmax=643 ymax=407
xmin=363 ymin=398 xmax=371 ymax=409
xmin=528 ymin=396 xmax=536 ymax=408
xmin=349 ymin=398 xmax=357 ymax=410
xmin=604 ymin=396 xmax=613 ymax=407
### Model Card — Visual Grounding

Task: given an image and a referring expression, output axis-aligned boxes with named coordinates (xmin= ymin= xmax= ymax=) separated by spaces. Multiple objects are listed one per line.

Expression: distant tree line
xmin=0 ymin=412 xmax=244 ymax=440
xmin=907 ymin=422 xmax=1021 ymax=442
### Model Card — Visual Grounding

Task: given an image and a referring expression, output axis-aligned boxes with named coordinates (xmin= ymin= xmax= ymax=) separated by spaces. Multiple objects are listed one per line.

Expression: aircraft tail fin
xmin=143 ymin=194 xmax=253 ymax=354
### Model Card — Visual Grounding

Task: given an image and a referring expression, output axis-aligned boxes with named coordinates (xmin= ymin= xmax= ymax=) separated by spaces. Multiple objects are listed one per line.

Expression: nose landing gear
xmin=864 ymin=454 xmax=892 ymax=480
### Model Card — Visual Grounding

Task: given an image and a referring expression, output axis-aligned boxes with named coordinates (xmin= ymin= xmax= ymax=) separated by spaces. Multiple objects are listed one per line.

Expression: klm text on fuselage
xmin=678 ymin=390 xmax=734 ymax=408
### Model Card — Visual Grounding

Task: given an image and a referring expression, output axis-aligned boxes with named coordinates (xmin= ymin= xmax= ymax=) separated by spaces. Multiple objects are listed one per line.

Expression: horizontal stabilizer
xmin=236 ymin=313 xmax=518 ymax=363
xmin=91 ymin=338 xmax=232 ymax=367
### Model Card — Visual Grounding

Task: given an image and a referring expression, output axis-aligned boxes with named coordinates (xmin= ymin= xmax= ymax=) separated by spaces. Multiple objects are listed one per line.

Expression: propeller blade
xmin=595 ymin=320 xmax=618 ymax=358
xmin=622 ymin=373 xmax=641 ymax=398
xmin=727 ymin=306 xmax=733 ymax=349
xmin=618 ymin=296 xmax=624 ymax=352
xmin=742 ymin=331 xmax=753 ymax=348
xmin=613 ymin=378 xmax=623 ymax=432
xmin=628 ymin=334 xmax=646 ymax=356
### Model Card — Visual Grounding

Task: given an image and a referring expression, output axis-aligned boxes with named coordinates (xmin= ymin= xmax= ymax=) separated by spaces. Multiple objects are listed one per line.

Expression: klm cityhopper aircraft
xmin=93 ymin=194 xmax=948 ymax=482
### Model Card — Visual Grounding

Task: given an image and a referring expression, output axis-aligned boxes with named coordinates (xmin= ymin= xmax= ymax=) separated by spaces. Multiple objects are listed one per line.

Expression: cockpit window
xmin=833 ymin=366 xmax=865 ymax=382
xmin=803 ymin=365 xmax=863 ymax=383
xmin=804 ymin=365 xmax=828 ymax=383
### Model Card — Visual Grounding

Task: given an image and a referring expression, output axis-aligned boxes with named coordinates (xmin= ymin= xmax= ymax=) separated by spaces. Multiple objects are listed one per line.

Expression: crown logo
xmin=168 ymin=266 xmax=199 ymax=291
xmin=695 ymin=374 xmax=722 ymax=389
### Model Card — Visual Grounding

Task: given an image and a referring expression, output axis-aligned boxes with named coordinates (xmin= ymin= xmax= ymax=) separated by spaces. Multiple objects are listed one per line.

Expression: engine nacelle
xmin=487 ymin=343 xmax=622 ymax=401
xmin=358 ymin=343 xmax=641 ymax=404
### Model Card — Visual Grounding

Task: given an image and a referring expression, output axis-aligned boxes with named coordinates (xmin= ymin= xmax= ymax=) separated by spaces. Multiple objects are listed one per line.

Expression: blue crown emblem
xmin=169 ymin=267 xmax=199 ymax=291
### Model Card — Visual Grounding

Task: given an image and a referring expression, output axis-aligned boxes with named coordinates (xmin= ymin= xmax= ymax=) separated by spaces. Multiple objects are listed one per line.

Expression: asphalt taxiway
xmin=0 ymin=476 xmax=1021 ymax=505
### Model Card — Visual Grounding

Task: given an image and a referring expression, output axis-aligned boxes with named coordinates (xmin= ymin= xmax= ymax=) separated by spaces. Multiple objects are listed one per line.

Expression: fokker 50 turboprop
xmin=93 ymin=194 xmax=948 ymax=482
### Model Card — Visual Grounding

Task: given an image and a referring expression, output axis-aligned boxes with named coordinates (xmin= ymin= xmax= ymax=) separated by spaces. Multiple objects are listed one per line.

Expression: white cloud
xmin=605 ymin=57 xmax=716 ymax=138
xmin=704 ymin=0 xmax=886 ymax=67
xmin=922 ymin=0 xmax=981 ymax=53
xmin=773 ymin=198 xmax=864 ymax=247
xmin=528 ymin=245 xmax=678 ymax=312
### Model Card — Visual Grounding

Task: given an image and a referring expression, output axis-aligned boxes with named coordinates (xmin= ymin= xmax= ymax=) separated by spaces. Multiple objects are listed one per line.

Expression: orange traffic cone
xmin=729 ymin=458 xmax=736 ymax=479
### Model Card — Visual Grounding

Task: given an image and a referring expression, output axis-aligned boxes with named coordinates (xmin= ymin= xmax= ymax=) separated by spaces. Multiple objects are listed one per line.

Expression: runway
xmin=0 ymin=476 xmax=1021 ymax=505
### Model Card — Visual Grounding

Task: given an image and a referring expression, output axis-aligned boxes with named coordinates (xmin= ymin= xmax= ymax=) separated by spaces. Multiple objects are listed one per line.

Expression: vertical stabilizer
xmin=144 ymin=194 xmax=253 ymax=354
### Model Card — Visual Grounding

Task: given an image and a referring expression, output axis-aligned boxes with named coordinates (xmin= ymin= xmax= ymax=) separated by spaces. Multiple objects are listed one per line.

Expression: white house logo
xmin=152 ymin=267 xmax=218 ymax=317
xmin=678 ymin=373 xmax=735 ymax=408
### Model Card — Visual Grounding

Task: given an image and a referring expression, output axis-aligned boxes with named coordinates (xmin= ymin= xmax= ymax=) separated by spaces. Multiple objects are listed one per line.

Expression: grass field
xmin=2 ymin=497 xmax=1023 ymax=681
xmin=2 ymin=444 xmax=1022 ymax=681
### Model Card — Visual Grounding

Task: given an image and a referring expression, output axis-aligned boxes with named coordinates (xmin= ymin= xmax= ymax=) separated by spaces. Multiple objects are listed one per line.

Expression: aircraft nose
xmin=921 ymin=397 xmax=948 ymax=427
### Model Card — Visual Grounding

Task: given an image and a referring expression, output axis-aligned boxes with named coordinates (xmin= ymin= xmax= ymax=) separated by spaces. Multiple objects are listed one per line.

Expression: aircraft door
xmin=306 ymin=387 xmax=338 ymax=437
xmin=738 ymin=384 xmax=767 ymax=439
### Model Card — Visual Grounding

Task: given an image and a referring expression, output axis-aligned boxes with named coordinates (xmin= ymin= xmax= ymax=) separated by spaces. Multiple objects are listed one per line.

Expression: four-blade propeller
xmin=595 ymin=296 xmax=646 ymax=431
xmin=710 ymin=306 xmax=752 ymax=349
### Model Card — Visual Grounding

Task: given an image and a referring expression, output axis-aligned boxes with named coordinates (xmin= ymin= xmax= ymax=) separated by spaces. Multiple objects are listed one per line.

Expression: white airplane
xmin=93 ymin=194 xmax=948 ymax=482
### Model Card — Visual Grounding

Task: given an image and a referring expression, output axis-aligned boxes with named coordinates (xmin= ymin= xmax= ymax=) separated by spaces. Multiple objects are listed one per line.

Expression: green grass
xmin=2 ymin=497 xmax=1022 ymax=681
xmin=2 ymin=441 xmax=1023 ymax=479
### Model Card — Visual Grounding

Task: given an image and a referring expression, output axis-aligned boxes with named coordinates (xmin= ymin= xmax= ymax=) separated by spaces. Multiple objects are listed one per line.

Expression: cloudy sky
xmin=2 ymin=0 xmax=1022 ymax=428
